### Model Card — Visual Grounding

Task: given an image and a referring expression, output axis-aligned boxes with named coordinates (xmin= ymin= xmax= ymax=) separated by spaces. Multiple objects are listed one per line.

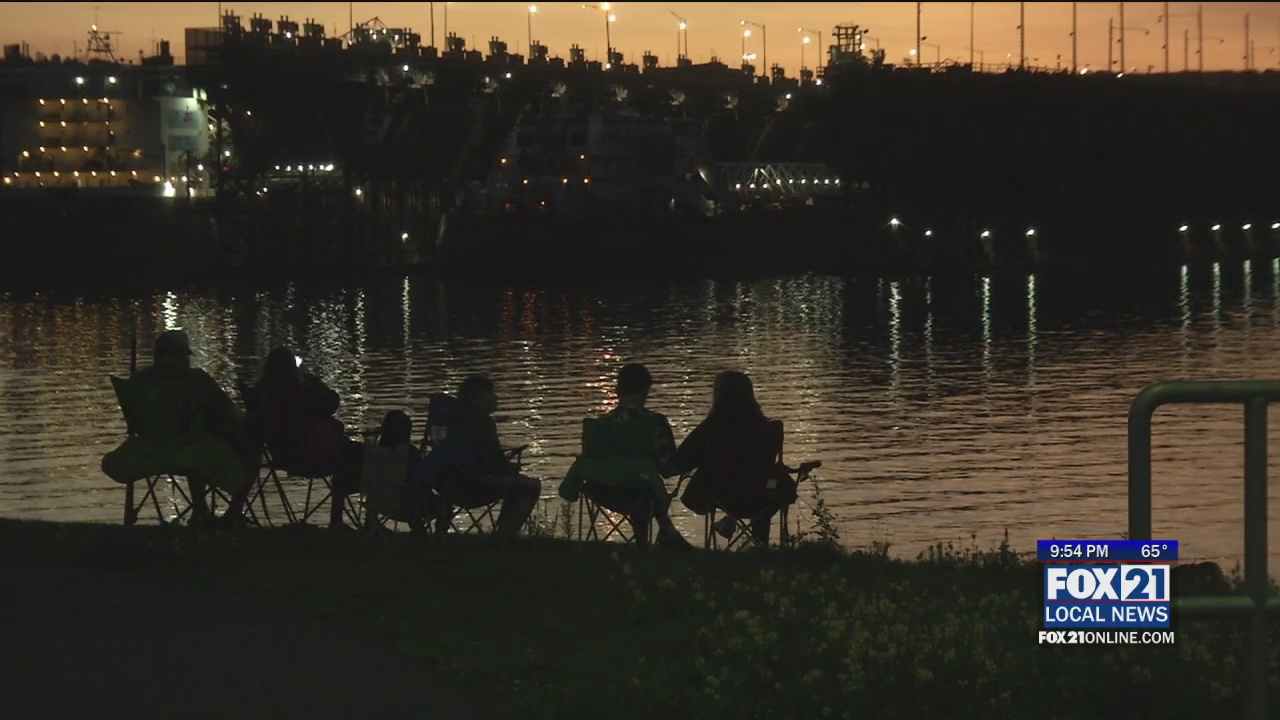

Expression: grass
xmin=1 ymin=516 xmax=1277 ymax=720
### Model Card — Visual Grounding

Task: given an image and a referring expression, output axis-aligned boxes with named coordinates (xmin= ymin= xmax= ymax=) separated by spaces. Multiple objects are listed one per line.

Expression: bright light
xmin=1079 ymin=67 xmax=1090 ymax=75
xmin=785 ymin=93 xmax=792 ymax=99
xmin=679 ymin=21 xmax=687 ymax=30
xmin=162 ymin=181 xmax=176 ymax=197
xmin=1242 ymin=223 xmax=1253 ymax=231
xmin=860 ymin=43 xmax=867 ymax=50
xmin=181 ymin=176 xmax=188 ymax=183
xmin=1117 ymin=72 xmax=1125 ymax=78
xmin=803 ymin=37 xmax=811 ymax=45
xmin=403 ymin=64 xmax=410 ymax=71
xmin=562 ymin=177 xmax=568 ymax=184
xmin=743 ymin=29 xmax=752 ymax=38
xmin=1211 ymin=224 xmax=1221 ymax=231
xmin=529 ymin=4 xmax=537 ymax=12
xmin=1178 ymin=225 xmax=1189 ymax=232
xmin=74 ymin=76 xmax=84 ymax=85
xmin=522 ymin=178 xmax=530 ymax=185
xmin=401 ymin=232 xmax=410 ymax=240
xmin=2 ymin=178 xmax=8 ymax=185
xmin=889 ymin=217 xmax=901 ymax=227
xmin=981 ymin=230 xmax=992 ymax=238
xmin=909 ymin=49 xmax=917 ymax=56
xmin=601 ymin=2 xmax=610 ymax=9
xmin=107 ymin=76 xmax=117 ymax=84
xmin=608 ymin=14 xmax=616 ymax=22
xmin=223 ymin=150 xmax=231 ymax=157
xmin=815 ymin=78 xmax=823 ymax=86
xmin=197 ymin=164 xmax=204 ymax=171
xmin=505 ymin=72 xmax=512 ymax=79
xmin=1026 ymin=228 xmax=1036 ymax=237
xmin=735 ymin=183 xmax=742 ymax=189
xmin=924 ymin=229 xmax=933 ymax=237
xmin=1272 ymin=223 xmax=1280 ymax=230
xmin=354 ymin=187 xmax=363 ymax=197
xmin=21 ymin=151 xmax=28 ymax=158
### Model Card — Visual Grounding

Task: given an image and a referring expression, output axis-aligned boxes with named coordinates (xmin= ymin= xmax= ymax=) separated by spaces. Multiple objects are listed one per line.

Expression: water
xmin=2 ymin=263 xmax=1279 ymax=566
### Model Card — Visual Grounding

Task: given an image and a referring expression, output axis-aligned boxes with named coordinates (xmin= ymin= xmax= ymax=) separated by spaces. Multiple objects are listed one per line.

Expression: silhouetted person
xmin=561 ymin=363 xmax=692 ymax=549
xmin=128 ymin=330 xmax=256 ymax=526
xmin=248 ymin=347 xmax=362 ymax=529
xmin=676 ymin=370 xmax=797 ymax=543
xmin=445 ymin=375 xmax=542 ymax=542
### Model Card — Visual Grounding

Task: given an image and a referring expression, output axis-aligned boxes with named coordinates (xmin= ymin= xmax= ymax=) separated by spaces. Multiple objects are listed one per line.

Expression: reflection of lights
xmin=981 ymin=275 xmax=992 ymax=380
xmin=162 ymin=291 xmax=179 ymax=329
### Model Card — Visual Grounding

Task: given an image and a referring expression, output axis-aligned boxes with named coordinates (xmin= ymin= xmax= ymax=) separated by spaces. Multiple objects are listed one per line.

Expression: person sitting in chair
xmin=676 ymin=370 xmax=798 ymax=545
xmin=104 ymin=330 xmax=257 ymax=528
xmin=559 ymin=363 xmax=693 ymax=550
xmin=246 ymin=347 xmax=363 ymax=530
xmin=442 ymin=375 xmax=542 ymax=542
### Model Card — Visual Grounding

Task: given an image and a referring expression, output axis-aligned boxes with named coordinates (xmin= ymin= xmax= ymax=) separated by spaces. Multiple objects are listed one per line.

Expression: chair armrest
xmin=784 ymin=460 xmax=822 ymax=481
xmin=504 ymin=444 xmax=528 ymax=468
xmin=667 ymin=473 xmax=693 ymax=499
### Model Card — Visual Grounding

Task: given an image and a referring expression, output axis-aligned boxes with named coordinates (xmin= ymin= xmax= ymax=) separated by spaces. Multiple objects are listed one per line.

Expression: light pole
xmin=1018 ymin=1 xmax=1025 ymax=69
xmin=527 ymin=5 xmax=535 ymax=55
xmin=926 ymin=42 xmax=941 ymax=67
xmin=582 ymin=3 xmax=616 ymax=68
xmin=965 ymin=46 xmax=984 ymax=70
xmin=969 ymin=2 xmax=975 ymax=68
xmin=798 ymin=27 xmax=822 ymax=73
xmin=801 ymin=35 xmax=810 ymax=72
xmin=667 ymin=10 xmax=688 ymax=60
xmin=1160 ymin=4 xmax=1199 ymax=73
xmin=741 ymin=19 xmax=766 ymax=78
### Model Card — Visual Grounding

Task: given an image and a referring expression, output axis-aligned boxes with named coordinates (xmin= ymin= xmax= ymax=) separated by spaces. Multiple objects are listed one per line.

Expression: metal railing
xmin=1128 ymin=381 xmax=1280 ymax=720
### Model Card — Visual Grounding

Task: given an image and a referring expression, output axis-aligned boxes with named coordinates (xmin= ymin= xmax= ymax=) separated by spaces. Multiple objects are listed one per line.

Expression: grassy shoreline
xmin=3 ymin=518 xmax=1276 ymax=719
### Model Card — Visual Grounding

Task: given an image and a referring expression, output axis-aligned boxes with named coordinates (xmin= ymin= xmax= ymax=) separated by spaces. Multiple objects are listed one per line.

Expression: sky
xmin=2 ymin=2 xmax=1279 ymax=73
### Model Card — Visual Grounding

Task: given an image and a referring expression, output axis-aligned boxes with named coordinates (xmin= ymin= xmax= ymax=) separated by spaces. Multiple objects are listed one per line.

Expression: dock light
xmin=562 ymin=177 xmax=568 ymax=184
xmin=181 ymin=176 xmax=189 ymax=183
xmin=52 ymin=171 xmax=59 ymax=177
xmin=107 ymin=76 xmax=116 ymax=84
xmin=1178 ymin=225 xmax=1189 ymax=233
xmin=60 ymin=99 xmax=65 ymax=105
xmin=924 ymin=229 xmax=933 ymax=237
xmin=110 ymin=171 xmax=116 ymax=177
xmin=223 ymin=150 xmax=231 ymax=157
xmin=74 ymin=76 xmax=84 ymax=85
xmin=131 ymin=170 xmax=137 ymax=176
xmin=73 ymin=171 xmax=79 ymax=177
xmin=579 ymin=154 xmax=586 ymax=160
xmin=162 ymin=181 xmax=176 ymax=198
xmin=1117 ymin=72 xmax=1125 ymax=78
xmin=815 ymin=78 xmax=822 ymax=85
xmin=735 ymin=183 xmax=742 ymax=189
xmin=981 ymin=230 xmax=992 ymax=238
xmin=823 ymin=179 xmax=830 ymax=184
xmin=82 ymin=98 xmax=87 ymax=104
xmin=500 ymin=157 xmax=508 ymax=164
xmin=522 ymin=178 xmax=530 ymax=185
xmin=505 ymin=72 xmax=512 ymax=79
xmin=748 ymin=183 xmax=756 ymax=189
xmin=354 ymin=187 xmax=363 ymax=197
xmin=153 ymin=175 xmax=161 ymax=182
xmin=286 ymin=165 xmax=292 ymax=171
xmin=34 ymin=172 xmax=40 ymax=177
xmin=1026 ymin=228 xmax=1036 ymax=237
xmin=583 ymin=178 xmax=590 ymax=184
xmin=889 ymin=217 xmax=901 ymax=227
xmin=1242 ymin=223 xmax=1253 ymax=231
xmin=834 ymin=178 xmax=840 ymax=185
xmin=326 ymin=164 xmax=334 ymax=171
xmin=403 ymin=64 xmax=410 ymax=72
xmin=38 ymin=121 xmax=44 ymax=128
xmin=21 ymin=151 xmax=28 ymax=158
xmin=59 ymin=121 xmax=66 ymax=127
xmin=91 ymin=171 xmax=97 ymax=176
xmin=785 ymin=93 xmax=792 ymax=99
xmin=82 ymin=145 xmax=88 ymax=151
xmin=38 ymin=146 xmax=45 ymax=152
xmin=197 ymin=164 xmax=204 ymax=171
xmin=401 ymin=232 xmax=410 ymax=241
xmin=38 ymin=99 xmax=44 ymax=105
xmin=1211 ymin=224 xmax=1221 ymax=231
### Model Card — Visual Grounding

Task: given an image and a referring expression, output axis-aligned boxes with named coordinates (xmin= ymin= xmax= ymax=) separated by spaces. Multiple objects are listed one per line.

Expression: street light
xmin=667 ymin=10 xmax=688 ymax=59
xmin=583 ymin=3 xmax=616 ymax=68
xmin=801 ymin=35 xmax=810 ymax=72
xmin=741 ymin=19 xmax=766 ymax=78
xmin=527 ymin=5 xmax=536 ymax=54
xmin=926 ymin=42 xmax=941 ymax=67
xmin=798 ymin=27 xmax=823 ymax=72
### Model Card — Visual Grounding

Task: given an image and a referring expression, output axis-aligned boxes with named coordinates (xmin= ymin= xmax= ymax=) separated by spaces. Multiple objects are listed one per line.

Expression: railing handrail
xmin=1127 ymin=380 xmax=1276 ymax=720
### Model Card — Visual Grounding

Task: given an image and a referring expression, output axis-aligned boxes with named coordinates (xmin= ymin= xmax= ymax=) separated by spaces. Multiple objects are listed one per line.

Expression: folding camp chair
xmin=109 ymin=375 xmax=243 ymax=526
xmin=701 ymin=420 xmax=822 ymax=551
xmin=360 ymin=441 xmax=416 ymax=538
xmin=420 ymin=392 xmax=526 ymax=536
xmin=237 ymin=381 xmax=360 ymax=528
xmin=571 ymin=416 xmax=689 ymax=547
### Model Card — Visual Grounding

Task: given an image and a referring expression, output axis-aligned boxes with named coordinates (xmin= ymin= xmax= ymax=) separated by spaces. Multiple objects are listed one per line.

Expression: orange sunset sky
xmin=1 ymin=2 xmax=1278 ymax=72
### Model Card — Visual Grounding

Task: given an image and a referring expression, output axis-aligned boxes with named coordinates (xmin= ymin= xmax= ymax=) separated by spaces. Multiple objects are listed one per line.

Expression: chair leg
xmin=124 ymin=481 xmax=137 ymax=525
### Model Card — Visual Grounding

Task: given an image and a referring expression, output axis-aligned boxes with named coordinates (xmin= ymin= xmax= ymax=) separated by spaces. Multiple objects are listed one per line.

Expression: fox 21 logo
xmin=1045 ymin=565 xmax=1171 ymax=602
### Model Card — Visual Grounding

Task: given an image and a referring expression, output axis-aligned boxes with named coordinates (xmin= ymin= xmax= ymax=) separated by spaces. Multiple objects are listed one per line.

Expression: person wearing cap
xmin=106 ymin=329 xmax=256 ymax=526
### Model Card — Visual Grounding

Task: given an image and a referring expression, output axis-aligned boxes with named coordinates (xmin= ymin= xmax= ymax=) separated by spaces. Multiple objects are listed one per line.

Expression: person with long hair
xmin=247 ymin=347 xmax=363 ymax=529
xmin=675 ymin=370 xmax=797 ymax=543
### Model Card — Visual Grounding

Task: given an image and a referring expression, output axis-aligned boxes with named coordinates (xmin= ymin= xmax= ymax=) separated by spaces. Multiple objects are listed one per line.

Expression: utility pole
xmin=1019 ymin=2 xmax=1026 ymax=69
xmin=916 ymin=2 xmax=922 ymax=66
xmin=1071 ymin=2 xmax=1077 ymax=73
xmin=430 ymin=3 xmax=435 ymax=48
xmin=1198 ymin=4 xmax=1204 ymax=71
xmin=1119 ymin=2 xmax=1126 ymax=73
xmin=1244 ymin=12 xmax=1250 ymax=70
xmin=970 ymin=2 xmax=975 ymax=68
xmin=1163 ymin=2 xmax=1170 ymax=73
xmin=1184 ymin=28 xmax=1189 ymax=70
xmin=1108 ymin=17 xmax=1114 ymax=71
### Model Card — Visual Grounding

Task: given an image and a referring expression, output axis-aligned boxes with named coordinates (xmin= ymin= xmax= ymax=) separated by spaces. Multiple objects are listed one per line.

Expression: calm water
xmin=3 ymin=263 xmax=1280 ymax=565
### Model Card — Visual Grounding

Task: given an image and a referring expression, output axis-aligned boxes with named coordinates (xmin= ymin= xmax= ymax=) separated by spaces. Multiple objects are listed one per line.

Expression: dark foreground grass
xmin=2 ymin=518 xmax=1276 ymax=720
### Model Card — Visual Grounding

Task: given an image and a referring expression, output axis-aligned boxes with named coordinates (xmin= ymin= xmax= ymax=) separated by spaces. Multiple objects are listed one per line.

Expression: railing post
xmin=1127 ymin=385 xmax=1157 ymax=541
xmin=1243 ymin=397 xmax=1268 ymax=720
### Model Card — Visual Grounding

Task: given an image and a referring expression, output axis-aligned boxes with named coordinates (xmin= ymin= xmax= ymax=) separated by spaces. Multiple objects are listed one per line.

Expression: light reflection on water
xmin=2 ymin=266 xmax=1280 ymax=565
